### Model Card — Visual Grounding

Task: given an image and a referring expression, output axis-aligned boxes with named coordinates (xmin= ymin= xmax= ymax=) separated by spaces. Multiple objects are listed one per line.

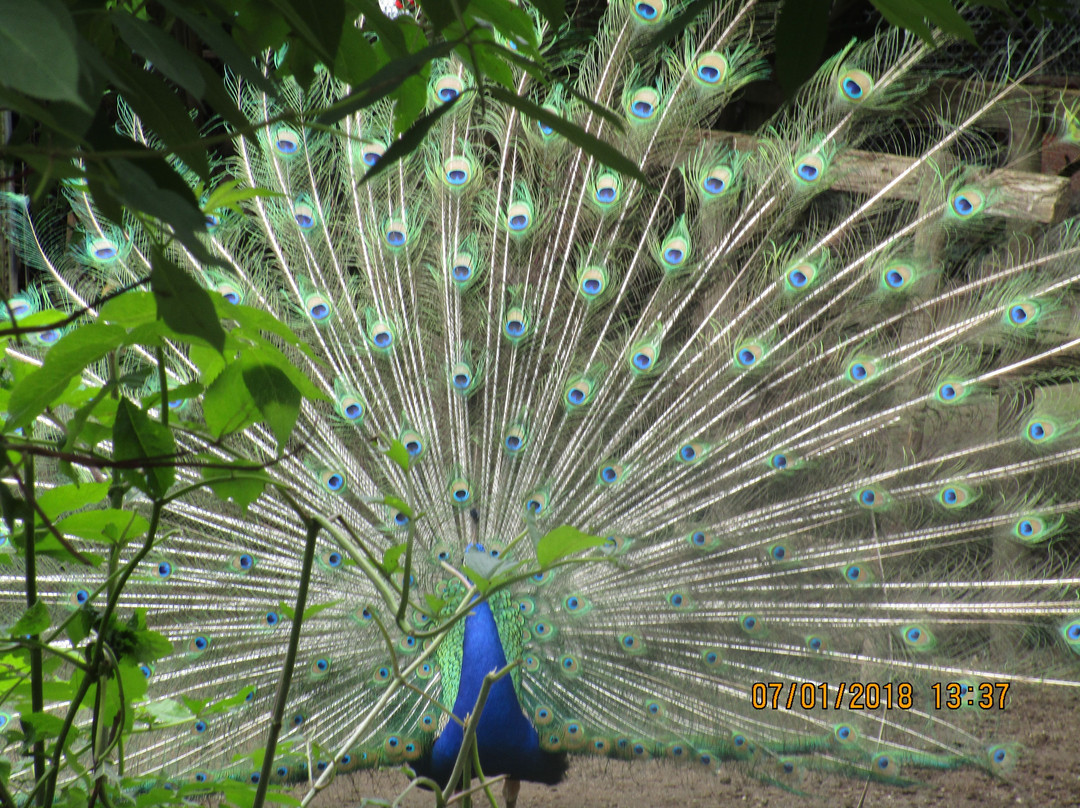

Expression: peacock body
xmin=2 ymin=0 xmax=1080 ymax=804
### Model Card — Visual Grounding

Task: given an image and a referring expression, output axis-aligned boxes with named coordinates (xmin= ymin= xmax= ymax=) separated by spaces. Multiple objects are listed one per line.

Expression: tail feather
xmin=1 ymin=0 xmax=1079 ymax=801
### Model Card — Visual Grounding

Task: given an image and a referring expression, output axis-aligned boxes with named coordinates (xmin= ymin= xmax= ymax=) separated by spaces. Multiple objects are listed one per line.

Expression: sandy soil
xmin=306 ymin=684 xmax=1080 ymax=807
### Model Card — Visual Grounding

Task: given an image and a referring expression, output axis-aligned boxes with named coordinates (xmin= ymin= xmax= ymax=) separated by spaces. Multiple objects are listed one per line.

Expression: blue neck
xmin=428 ymin=601 xmax=564 ymax=785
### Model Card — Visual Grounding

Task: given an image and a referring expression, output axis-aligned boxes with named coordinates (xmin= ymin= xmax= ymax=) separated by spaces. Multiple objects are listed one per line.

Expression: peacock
xmin=2 ymin=1 xmax=1080 ymax=806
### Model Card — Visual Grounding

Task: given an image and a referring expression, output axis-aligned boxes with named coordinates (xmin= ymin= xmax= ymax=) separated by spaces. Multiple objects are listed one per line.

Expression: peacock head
xmin=462 ymin=541 xmax=512 ymax=579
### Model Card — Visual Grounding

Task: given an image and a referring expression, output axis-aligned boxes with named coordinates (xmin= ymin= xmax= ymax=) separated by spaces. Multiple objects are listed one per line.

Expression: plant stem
xmin=42 ymin=501 xmax=163 ymax=808
xmin=252 ymin=518 xmax=321 ymax=808
xmin=22 ymin=425 xmax=45 ymax=805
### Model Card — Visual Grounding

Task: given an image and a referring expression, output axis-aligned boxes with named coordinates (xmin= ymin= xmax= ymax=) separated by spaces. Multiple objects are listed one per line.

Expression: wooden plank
xmin=712 ymin=131 xmax=1072 ymax=224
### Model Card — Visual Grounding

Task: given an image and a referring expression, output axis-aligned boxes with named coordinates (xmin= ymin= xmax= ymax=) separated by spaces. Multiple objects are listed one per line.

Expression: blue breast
xmin=428 ymin=601 xmax=566 ymax=785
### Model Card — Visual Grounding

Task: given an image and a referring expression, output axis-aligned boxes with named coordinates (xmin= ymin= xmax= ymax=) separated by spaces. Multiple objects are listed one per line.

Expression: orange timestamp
xmin=751 ymin=682 xmax=915 ymax=710
xmin=750 ymin=681 xmax=1010 ymax=710
xmin=930 ymin=682 xmax=1010 ymax=710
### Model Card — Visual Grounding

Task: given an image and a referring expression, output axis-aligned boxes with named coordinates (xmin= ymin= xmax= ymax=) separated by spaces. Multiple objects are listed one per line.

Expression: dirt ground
xmin=306 ymin=684 xmax=1080 ymax=807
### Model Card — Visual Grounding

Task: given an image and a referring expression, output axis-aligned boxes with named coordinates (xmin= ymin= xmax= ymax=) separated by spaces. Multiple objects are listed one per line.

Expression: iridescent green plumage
xmin=1 ymin=1 xmax=1079 ymax=805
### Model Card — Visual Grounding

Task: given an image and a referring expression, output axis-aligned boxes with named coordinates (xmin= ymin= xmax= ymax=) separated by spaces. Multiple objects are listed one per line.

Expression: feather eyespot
xmin=633 ymin=1 xmax=665 ymax=22
xmin=837 ymin=68 xmax=873 ymax=102
xmin=1006 ymin=300 xmax=1040 ymax=327
xmin=784 ymin=260 xmax=819 ymax=291
xmin=593 ymin=173 xmax=621 ymax=206
xmin=694 ymin=52 xmax=728 ymax=86
xmin=449 ymin=478 xmax=472 ymax=505
xmin=339 ymin=395 xmax=364 ymax=421
xmin=626 ymin=87 xmax=660 ymax=120
xmin=443 ymin=156 xmax=475 ymax=189
xmin=564 ymin=376 xmax=595 ymax=407
xmin=292 ymin=199 xmax=317 ymax=230
xmin=733 ymin=341 xmax=766 ymax=369
xmin=304 ymin=293 xmax=332 ymax=321
xmin=661 ymin=235 xmax=688 ymax=268
xmin=900 ymin=623 xmax=935 ymax=649
xmin=504 ymin=307 xmax=530 ymax=341
xmin=320 ymin=470 xmax=346 ymax=492
xmin=506 ymin=201 xmax=532 ymax=233
xmin=216 ymin=281 xmax=243 ymax=305
xmin=383 ymin=219 xmax=408 ymax=248
xmin=536 ymin=104 xmax=559 ymax=138
xmin=1061 ymin=619 xmax=1080 ymax=652
xmin=882 ymin=262 xmax=914 ymax=290
xmin=451 ymin=254 xmax=475 ymax=284
xmin=87 ymin=237 xmax=119 ymax=261
xmin=702 ymin=165 xmax=733 ymax=196
xmin=948 ymin=187 xmax=985 ymax=218
xmin=597 ymin=462 xmax=624 ymax=485
xmin=739 ymin=614 xmax=765 ymax=636
xmin=793 ymin=153 xmax=825 ymax=184
xmin=433 ymin=76 xmax=463 ymax=103
xmin=356 ymin=140 xmax=385 ymax=168
xmin=503 ymin=424 xmax=527 ymax=453
xmin=846 ymin=357 xmax=880 ymax=382
xmin=273 ymin=127 xmax=300 ymax=155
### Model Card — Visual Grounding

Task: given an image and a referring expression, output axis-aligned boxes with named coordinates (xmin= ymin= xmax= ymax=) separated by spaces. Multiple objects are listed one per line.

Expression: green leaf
xmin=202 ymin=685 xmax=257 ymax=715
xmin=424 ymin=593 xmax=446 ymax=615
xmin=240 ymin=361 xmax=300 ymax=452
xmin=523 ymin=0 xmax=564 ymax=28
xmin=57 ymin=509 xmax=150 ymax=544
xmin=316 ymin=36 xmax=455 ymax=126
xmin=333 ymin=26 xmax=380 ymax=87
xmin=140 ymin=698 xmax=194 ymax=726
xmin=218 ymin=300 xmax=317 ymax=360
xmin=0 ymin=0 xmax=83 ymax=106
xmin=97 ymin=156 xmax=215 ymax=265
xmin=460 ymin=565 xmax=491 ymax=593
xmin=384 ymin=439 xmax=411 ymax=473
xmin=155 ymin=0 xmax=277 ymax=96
xmin=381 ymin=542 xmax=408 ymax=573
xmin=360 ymin=92 xmax=462 ymax=187
xmin=9 ymin=601 xmax=49 ymax=636
xmin=468 ymin=0 xmax=538 ymax=49
xmin=203 ymin=362 xmax=260 ymax=438
xmin=485 ymin=85 xmax=648 ymax=186
xmin=202 ymin=181 xmax=284 ymax=215
xmin=5 ymin=322 xmax=128 ymax=430
xmin=126 ymin=609 xmax=173 ymax=660
xmin=241 ymin=342 xmax=326 ymax=401
xmin=299 ymin=601 xmax=337 ymax=620
xmin=535 ymin=525 xmax=607 ymax=568
xmin=150 ymin=248 xmax=226 ymax=352
xmin=21 ymin=711 xmax=64 ymax=739
xmin=266 ymin=0 xmax=345 ymax=65
xmin=870 ymin=0 xmax=935 ymax=44
xmin=639 ymin=0 xmax=716 ymax=55
xmin=113 ymin=397 xmax=176 ymax=498
xmin=264 ymin=792 xmax=302 ymax=806
xmin=37 ymin=482 xmax=111 ymax=521
xmin=200 ymin=462 xmax=271 ymax=511
xmin=66 ymin=610 xmax=92 ymax=647
xmin=106 ymin=56 xmax=210 ymax=181
xmin=99 ymin=291 xmax=157 ymax=328
xmin=775 ymin=0 xmax=830 ymax=97
xmin=190 ymin=343 xmax=227 ymax=386
xmin=380 ymin=496 xmax=414 ymax=518
xmin=111 ymin=11 xmax=206 ymax=99
xmin=872 ymin=0 xmax=975 ymax=44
